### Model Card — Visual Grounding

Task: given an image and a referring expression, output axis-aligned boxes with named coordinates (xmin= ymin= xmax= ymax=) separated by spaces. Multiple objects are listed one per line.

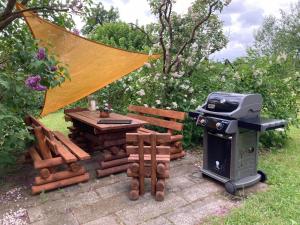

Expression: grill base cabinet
xmin=189 ymin=92 xmax=286 ymax=195
xmin=202 ymin=130 xmax=261 ymax=194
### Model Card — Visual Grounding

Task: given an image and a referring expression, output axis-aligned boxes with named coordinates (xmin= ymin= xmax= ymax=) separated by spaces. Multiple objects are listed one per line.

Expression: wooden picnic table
xmin=65 ymin=110 xmax=148 ymax=177
xmin=66 ymin=111 xmax=148 ymax=133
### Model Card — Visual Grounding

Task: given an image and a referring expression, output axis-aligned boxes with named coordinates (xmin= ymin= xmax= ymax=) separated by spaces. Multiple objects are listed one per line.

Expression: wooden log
xmin=156 ymin=179 xmax=165 ymax=192
xmin=28 ymin=146 xmax=42 ymax=161
xmin=64 ymin=115 xmax=72 ymax=122
xmin=129 ymin=163 xmax=139 ymax=173
xmin=170 ymin=147 xmax=183 ymax=155
xmin=150 ymin=134 xmax=157 ymax=196
xmin=155 ymin=191 xmax=165 ymax=201
xmin=34 ymin=157 xmax=64 ymax=169
xmin=130 ymin=178 xmax=139 ymax=190
xmin=170 ymin=151 xmax=185 ymax=160
xmin=104 ymin=139 xmax=126 ymax=148
xmin=32 ymin=173 xmax=89 ymax=195
xmin=138 ymin=135 xmax=145 ymax=195
xmin=53 ymin=131 xmax=91 ymax=160
xmin=128 ymin=105 xmax=185 ymax=120
xmin=157 ymin=163 xmax=166 ymax=175
xmin=129 ymin=190 xmax=139 ymax=201
xmin=54 ymin=142 xmax=77 ymax=163
xmin=174 ymin=141 xmax=182 ymax=148
xmin=33 ymin=127 xmax=52 ymax=159
xmin=99 ymin=132 xmax=125 ymax=141
xmin=109 ymin=146 xmax=119 ymax=155
xmin=126 ymin=146 xmax=170 ymax=155
xmin=96 ymin=164 xmax=129 ymax=177
xmin=100 ymin=157 xmax=128 ymax=169
xmin=69 ymin=163 xmax=82 ymax=172
xmin=127 ymin=168 xmax=169 ymax=178
xmin=170 ymin=135 xmax=183 ymax=142
xmin=127 ymin=113 xmax=183 ymax=132
xmin=128 ymin=154 xmax=170 ymax=163
xmin=35 ymin=168 xmax=86 ymax=185
xmin=83 ymin=133 xmax=103 ymax=145
xmin=40 ymin=168 xmax=51 ymax=179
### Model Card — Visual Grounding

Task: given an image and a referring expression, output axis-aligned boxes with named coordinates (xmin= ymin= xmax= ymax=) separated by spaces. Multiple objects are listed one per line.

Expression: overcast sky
xmin=95 ymin=0 xmax=298 ymax=60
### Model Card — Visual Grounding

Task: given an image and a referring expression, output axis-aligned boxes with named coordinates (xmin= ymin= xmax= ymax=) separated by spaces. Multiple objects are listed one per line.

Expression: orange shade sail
xmin=16 ymin=4 xmax=159 ymax=116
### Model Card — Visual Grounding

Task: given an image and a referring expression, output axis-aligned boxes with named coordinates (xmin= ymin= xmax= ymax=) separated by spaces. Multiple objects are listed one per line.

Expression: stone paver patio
xmin=0 ymin=151 xmax=267 ymax=225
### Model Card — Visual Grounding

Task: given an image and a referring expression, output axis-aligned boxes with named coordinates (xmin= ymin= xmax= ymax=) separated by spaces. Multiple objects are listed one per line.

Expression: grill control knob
xmin=200 ymin=119 xmax=206 ymax=126
xmin=216 ymin=122 xmax=223 ymax=130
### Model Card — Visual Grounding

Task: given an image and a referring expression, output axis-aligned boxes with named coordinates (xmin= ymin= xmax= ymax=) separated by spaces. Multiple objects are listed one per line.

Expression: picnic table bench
xmin=127 ymin=105 xmax=186 ymax=160
xmin=25 ymin=115 xmax=90 ymax=194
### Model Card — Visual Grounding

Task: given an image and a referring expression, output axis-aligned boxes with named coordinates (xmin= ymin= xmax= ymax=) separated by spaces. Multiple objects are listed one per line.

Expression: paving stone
xmin=165 ymin=205 xmax=199 ymax=225
xmin=27 ymin=199 xmax=68 ymax=223
xmin=189 ymin=197 xmax=237 ymax=222
xmin=83 ymin=214 xmax=120 ymax=225
xmin=140 ymin=216 xmax=173 ymax=225
xmin=27 ymin=206 xmax=44 ymax=223
xmin=167 ymin=176 xmax=197 ymax=192
xmin=95 ymin=180 xmax=131 ymax=199
xmin=30 ymin=213 xmax=79 ymax=225
xmin=181 ymin=181 xmax=223 ymax=203
xmin=72 ymin=194 xmax=138 ymax=224
xmin=170 ymin=164 xmax=198 ymax=178
xmin=66 ymin=191 xmax=100 ymax=208
xmin=116 ymin=193 xmax=188 ymax=225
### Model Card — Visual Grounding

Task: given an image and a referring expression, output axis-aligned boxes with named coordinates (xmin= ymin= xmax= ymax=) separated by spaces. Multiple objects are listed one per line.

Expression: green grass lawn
xmin=42 ymin=112 xmax=300 ymax=224
xmin=40 ymin=111 xmax=71 ymax=135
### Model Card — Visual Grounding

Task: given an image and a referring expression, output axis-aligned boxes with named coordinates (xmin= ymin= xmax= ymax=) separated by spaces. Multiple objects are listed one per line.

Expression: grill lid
xmin=197 ymin=92 xmax=263 ymax=119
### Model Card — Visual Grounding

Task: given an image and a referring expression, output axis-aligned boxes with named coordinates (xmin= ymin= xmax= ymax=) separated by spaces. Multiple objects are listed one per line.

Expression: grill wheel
xmin=225 ymin=181 xmax=237 ymax=195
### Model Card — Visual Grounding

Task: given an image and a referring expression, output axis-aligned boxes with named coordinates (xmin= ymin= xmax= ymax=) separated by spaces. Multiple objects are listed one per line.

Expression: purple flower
xmin=73 ymin=29 xmax=80 ymax=35
xmin=49 ymin=65 xmax=57 ymax=72
xmin=34 ymin=84 xmax=47 ymax=91
xmin=36 ymin=48 xmax=46 ymax=60
xmin=25 ymin=75 xmax=47 ymax=91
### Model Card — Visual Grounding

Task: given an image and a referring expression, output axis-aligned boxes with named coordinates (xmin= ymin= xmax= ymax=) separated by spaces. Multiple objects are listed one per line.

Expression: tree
xmin=81 ymin=2 xmax=119 ymax=35
xmin=253 ymin=2 xmax=300 ymax=56
xmin=0 ymin=0 xmax=88 ymax=31
xmin=89 ymin=22 xmax=152 ymax=51
xmin=0 ymin=0 xmax=80 ymax=171
xmin=148 ymin=0 xmax=230 ymax=75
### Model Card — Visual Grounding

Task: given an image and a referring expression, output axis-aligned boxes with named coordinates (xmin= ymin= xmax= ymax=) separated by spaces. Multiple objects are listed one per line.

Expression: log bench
xmin=127 ymin=105 xmax=186 ymax=160
xmin=25 ymin=115 xmax=91 ymax=194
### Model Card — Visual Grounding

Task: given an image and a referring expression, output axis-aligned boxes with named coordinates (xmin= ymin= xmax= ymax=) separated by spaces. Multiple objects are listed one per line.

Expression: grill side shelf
xmin=238 ymin=118 xmax=286 ymax=132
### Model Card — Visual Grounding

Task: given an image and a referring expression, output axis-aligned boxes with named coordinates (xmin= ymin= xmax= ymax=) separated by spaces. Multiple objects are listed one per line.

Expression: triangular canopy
xmin=17 ymin=4 xmax=159 ymax=116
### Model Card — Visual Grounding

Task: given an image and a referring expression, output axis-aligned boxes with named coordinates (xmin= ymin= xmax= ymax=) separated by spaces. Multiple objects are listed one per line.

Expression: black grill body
xmin=189 ymin=92 xmax=286 ymax=194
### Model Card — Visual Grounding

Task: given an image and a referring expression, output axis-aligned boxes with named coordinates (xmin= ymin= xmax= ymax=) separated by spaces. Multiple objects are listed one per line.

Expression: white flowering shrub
xmin=93 ymin=50 xmax=299 ymax=148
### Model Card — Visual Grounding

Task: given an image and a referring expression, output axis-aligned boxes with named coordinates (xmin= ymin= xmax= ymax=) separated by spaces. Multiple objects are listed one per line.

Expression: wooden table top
xmin=66 ymin=111 xmax=148 ymax=131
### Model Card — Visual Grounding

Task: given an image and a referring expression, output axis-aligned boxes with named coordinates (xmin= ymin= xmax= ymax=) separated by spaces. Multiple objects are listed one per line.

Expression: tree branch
xmin=168 ymin=1 xmax=219 ymax=71
xmin=158 ymin=1 xmax=167 ymax=74
xmin=129 ymin=23 xmax=154 ymax=45
xmin=0 ymin=0 xmax=17 ymax=20
xmin=164 ymin=0 xmax=173 ymax=73
xmin=0 ymin=3 xmax=69 ymax=31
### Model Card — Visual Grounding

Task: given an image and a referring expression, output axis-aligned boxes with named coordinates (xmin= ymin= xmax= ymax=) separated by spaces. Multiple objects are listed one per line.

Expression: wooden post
xmin=150 ymin=134 xmax=157 ymax=195
xmin=138 ymin=135 xmax=145 ymax=195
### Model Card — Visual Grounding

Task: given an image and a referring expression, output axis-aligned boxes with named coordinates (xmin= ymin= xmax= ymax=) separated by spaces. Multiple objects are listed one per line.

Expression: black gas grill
xmin=189 ymin=92 xmax=286 ymax=194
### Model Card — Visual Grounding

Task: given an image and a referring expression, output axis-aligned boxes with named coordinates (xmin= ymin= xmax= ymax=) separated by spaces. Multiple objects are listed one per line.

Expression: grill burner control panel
xmin=196 ymin=115 xmax=237 ymax=134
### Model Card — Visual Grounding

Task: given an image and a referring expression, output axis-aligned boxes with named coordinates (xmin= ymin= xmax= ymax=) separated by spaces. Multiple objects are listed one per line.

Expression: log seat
xmin=25 ymin=115 xmax=91 ymax=194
